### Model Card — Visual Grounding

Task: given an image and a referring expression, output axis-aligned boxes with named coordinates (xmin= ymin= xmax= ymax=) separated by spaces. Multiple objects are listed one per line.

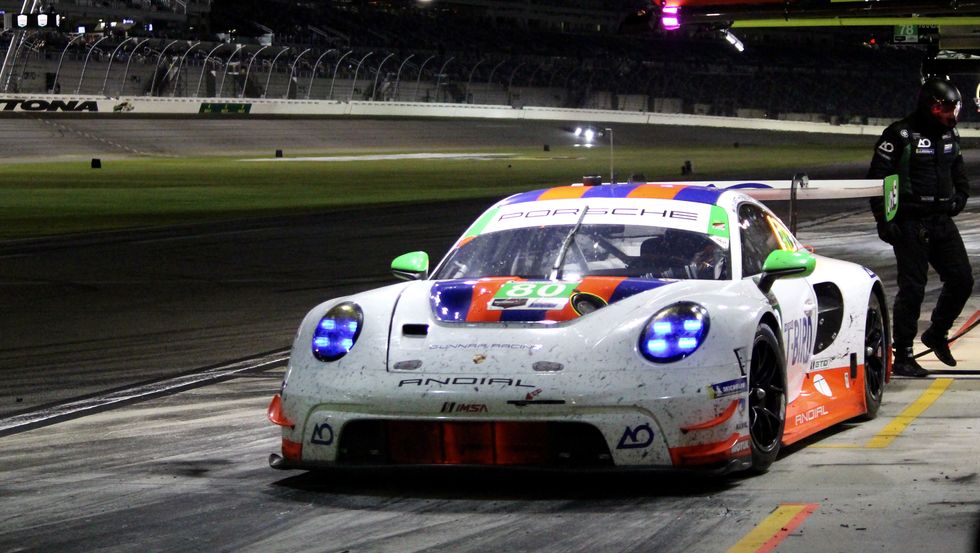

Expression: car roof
xmin=498 ymin=183 xmax=730 ymax=207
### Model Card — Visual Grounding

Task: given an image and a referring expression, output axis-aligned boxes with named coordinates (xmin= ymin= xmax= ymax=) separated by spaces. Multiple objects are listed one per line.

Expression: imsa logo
xmin=0 ymin=99 xmax=99 ymax=112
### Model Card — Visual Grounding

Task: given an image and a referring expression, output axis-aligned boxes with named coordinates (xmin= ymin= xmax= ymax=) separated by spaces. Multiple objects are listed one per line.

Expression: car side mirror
xmin=391 ymin=251 xmax=429 ymax=281
xmin=758 ymin=250 xmax=815 ymax=294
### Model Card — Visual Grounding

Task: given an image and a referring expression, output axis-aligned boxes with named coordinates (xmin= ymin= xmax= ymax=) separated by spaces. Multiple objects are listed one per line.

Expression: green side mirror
xmin=758 ymin=250 xmax=815 ymax=293
xmin=391 ymin=251 xmax=429 ymax=281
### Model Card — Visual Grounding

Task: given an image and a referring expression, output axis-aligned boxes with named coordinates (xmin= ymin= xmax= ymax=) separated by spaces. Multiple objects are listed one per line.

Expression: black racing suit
xmin=868 ymin=111 xmax=974 ymax=351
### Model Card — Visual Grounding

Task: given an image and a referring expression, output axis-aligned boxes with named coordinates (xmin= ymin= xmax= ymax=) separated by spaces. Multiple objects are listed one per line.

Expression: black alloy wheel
xmin=861 ymin=292 xmax=888 ymax=420
xmin=748 ymin=324 xmax=786 ymax=473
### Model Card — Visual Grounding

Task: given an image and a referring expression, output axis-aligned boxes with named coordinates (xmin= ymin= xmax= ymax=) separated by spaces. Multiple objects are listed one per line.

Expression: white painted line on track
xmin=0 ymin=350 xmax=289 ymax=436
xmin=239 ymin=152 xmax=517 ymax=162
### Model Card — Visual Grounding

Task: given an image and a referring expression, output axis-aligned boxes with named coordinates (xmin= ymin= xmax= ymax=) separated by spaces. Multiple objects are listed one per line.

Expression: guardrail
xmin=2 ymin=93 xmax=979 ymax=138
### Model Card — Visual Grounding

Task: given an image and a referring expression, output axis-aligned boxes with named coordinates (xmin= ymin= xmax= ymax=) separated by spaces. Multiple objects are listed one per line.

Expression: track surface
xmin=0 ymin=118 xmax=978 ymax=553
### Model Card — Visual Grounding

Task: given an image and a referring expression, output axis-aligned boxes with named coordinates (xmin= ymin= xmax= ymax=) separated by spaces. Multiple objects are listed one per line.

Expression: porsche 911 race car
xmin=268 ymin=181 xmax=890 ymax=474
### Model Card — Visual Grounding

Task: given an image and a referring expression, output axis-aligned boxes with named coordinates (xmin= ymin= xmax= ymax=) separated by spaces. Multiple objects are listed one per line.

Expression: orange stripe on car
xmin=538 ymin=186 xmax=588 ymax=200
xmin=626 ymin=184 xmax=683 ymax=199
xmin=681 ymin=399 xmax=740 ymax=433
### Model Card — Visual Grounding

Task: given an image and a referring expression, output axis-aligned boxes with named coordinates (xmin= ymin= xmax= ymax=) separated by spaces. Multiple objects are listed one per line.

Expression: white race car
xmin=269 ymin=182 xmax=890 ymax=474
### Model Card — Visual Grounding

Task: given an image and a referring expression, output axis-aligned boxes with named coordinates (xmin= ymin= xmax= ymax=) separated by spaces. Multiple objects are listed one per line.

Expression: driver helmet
xmin=917 ymin=77 xmax=962 ymax=129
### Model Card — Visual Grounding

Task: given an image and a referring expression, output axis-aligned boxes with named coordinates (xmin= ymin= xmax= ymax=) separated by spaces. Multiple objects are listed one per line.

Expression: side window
xmin=738 ymin=204 xmax=781 ymax=277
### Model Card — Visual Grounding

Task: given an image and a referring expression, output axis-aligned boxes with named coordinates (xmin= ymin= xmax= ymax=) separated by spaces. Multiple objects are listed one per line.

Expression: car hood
xmin=385 ymin=276 xmax=688 ymax=374
xmin=427 ymin=277 xmax=674 ymax=324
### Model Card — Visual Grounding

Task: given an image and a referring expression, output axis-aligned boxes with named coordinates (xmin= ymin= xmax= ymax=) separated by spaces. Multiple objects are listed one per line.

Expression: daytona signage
xmin=0 ymin=99 xmax=99 ymax=112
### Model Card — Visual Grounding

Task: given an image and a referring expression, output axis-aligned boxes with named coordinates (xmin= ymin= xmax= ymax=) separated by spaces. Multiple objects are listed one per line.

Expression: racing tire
xmin=860 ymin=292 xmax=888 ymax=420
xmin=748 ymin=324 xmax=786 ymax=473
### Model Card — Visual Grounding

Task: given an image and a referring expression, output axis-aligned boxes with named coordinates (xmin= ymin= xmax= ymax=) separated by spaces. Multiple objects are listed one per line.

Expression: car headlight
xmin=311 ymin=302 xmax=363 ymax=362
xmin=639 ymin=302 xmax=709 ymax=363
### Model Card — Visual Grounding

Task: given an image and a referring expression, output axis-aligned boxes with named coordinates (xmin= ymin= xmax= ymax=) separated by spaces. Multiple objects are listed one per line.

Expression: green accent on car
xmin=884 ymin=174 xmax=899 ymax=222
xmin=493 ymin=281 xmax=580 ymax=301
xmin=762 ymin=250 xmax=815 ymax=278
xmin=707 ymin=205 xmax=730 ymax=239
xmin=391 ymin=251 xmax=429 ymax=276
xmin=461 ymin=207 xmax=500 ymax=240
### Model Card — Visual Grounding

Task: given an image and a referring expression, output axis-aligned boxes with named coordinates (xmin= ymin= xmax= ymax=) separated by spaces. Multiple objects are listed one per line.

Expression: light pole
xmin=147 ymin=39 xmax=178 ymax=96
xmin=605 ymin=127 xmax=614 ymax=184
xmin=75 ymin=35 xmax=110 ymax=94
xmin=195 ymin=43 xmax=228 ymax=97
xmin=328 ymin=50 xmax=352 ymax=100
xmin=285 ymin=48 xmax=311 ymax=99
xmin=101 ymin=37 xmax=137 ymax=96
xmin=371 ymin=52 xmax=394 ymax=101
xmin=464 ymin=59 xmax=484 ymax=104
xmin=170 ymin=41 xmax=202 ymax=97
xmin=240 ymin=44 xmax=269 ymax=98
xmin=434 ymin=56 xmax=453 ymax=102
xmin=52 ymin=34 xmax=84 ymax=94
xmin=306 ymin=48 xmax=336 ymax=99
xmin=413 ymin=54 xmax=435 ymax=102
xmin=348 ymin=51 xmax=373 ymax=102
xmin=217 ymin=44 xmax=243 ymax=98
xmin=119 ymin=38 xmax=151 ymax=95
xmin=391 ymin=53 xmax=413 ymax=101
xmin=261 ymin=46 xmax=290 ymax=98
xmin=486 ymin=59 xmax=505 ymax=103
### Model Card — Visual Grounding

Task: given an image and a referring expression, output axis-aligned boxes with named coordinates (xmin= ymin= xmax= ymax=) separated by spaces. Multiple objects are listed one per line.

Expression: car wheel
xmin=749 ymin=324 xmax=786 ymax=473
xmin=860 ymin=292 xmax=888 ymax=420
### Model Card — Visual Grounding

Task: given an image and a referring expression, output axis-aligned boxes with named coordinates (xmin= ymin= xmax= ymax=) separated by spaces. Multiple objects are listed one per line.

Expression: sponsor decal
xmin=794 ymin=405 xmax=829 ymax=426
xmin=441 ymin=402 xmax=488 ymax=413
xmin=489 ymin=281 xmax=577 ymax=311
xmin=784 ymin=316 xmax=814 ymax=366
xmin=731 ymin=436 xmax=751 ymax=455
xmin=617 ymin=424 xmax=655 ymax=449
xmin=813 ymin=374 xmax=833 ymax=397
xmin=812 ymin=358 xmax=831 ymax=371
xmin=708 ymin=377 xmax=748 ymax=399
xmin=398 ymin=377 xmax=535 ymax=388
xmin=497 ymin=206 xmax=699 ymax=222
xmin=917 ymin=138 xmax=932 ymax=148
xmin=877 ymin=141 xmax=894 ymax=153
xmin=900 ymin=129 xmax=909 ymax=138
xmin=944 ymin=143 xmax=954 ymax=154
xmin=310 ymin=422 xmax=334 ymax=445
xmin=429 ymin=343 xmax=542 ymax=351
xmin=199 ymin=102 xmax=252 ymax=114
xmin=0 ymin=99 xmax=98 ymax=112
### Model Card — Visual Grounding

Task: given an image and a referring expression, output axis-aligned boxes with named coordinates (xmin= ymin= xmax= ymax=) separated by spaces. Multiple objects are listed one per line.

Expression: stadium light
xmin=661 ymin=6 xmax=680 ymax=30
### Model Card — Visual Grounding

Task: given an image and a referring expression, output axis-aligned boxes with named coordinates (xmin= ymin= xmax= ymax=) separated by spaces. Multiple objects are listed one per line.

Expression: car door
xmin=736 ymin=203 xmax=816 ymax=404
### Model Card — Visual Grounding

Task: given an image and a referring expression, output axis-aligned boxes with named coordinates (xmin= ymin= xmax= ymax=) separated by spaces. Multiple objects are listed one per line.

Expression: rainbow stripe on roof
xmin=500 ymin=184 xmax=726 ymax=206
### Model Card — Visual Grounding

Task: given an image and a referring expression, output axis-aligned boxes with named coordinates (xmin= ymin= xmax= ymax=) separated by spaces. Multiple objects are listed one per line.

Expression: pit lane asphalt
xmin=0 ymin=118 xmax=978 ymax=553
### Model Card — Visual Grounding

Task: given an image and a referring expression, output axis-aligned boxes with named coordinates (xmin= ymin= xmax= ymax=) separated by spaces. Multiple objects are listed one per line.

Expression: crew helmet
xmin=917 ymin=77 xmax=962 ymax=129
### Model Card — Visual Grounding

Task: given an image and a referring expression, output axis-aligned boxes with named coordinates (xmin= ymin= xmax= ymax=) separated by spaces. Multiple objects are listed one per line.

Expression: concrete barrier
xmin=1 ymin=92 xmax=978 ymax=138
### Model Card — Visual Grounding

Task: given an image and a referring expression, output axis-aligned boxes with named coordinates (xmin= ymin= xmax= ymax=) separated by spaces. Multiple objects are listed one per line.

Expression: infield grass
xmin=0 ymin=144 xmax=869 ymax=239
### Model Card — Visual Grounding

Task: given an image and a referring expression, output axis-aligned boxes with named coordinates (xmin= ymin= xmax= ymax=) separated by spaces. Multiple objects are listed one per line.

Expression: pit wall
xmin=2 ymin=93 xmax=980 ymax=138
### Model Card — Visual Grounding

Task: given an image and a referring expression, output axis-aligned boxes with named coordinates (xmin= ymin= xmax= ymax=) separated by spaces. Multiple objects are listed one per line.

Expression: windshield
xmin=434 ymin=224 xmax=731 ymax=280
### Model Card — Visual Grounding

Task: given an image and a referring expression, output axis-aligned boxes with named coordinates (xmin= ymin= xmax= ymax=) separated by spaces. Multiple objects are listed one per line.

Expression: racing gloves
xmin=949 ymin=193 xmax=968 ymax=217
xmin=876 ymin=220 xmax=901 ymax=245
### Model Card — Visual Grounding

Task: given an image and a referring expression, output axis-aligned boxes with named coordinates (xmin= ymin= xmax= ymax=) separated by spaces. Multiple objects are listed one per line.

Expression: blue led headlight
xmin=639 ymin=302 xmax=709 ymax=363
xmin=311 ymin=302 xmax=363 ymax=362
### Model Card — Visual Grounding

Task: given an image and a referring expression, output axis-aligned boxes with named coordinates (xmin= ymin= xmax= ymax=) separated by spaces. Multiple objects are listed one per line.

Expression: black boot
xmin=893 ymin=347 xmax=930 ymax=378
xmin=921 ymin=327 xmax=957 ymax=367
